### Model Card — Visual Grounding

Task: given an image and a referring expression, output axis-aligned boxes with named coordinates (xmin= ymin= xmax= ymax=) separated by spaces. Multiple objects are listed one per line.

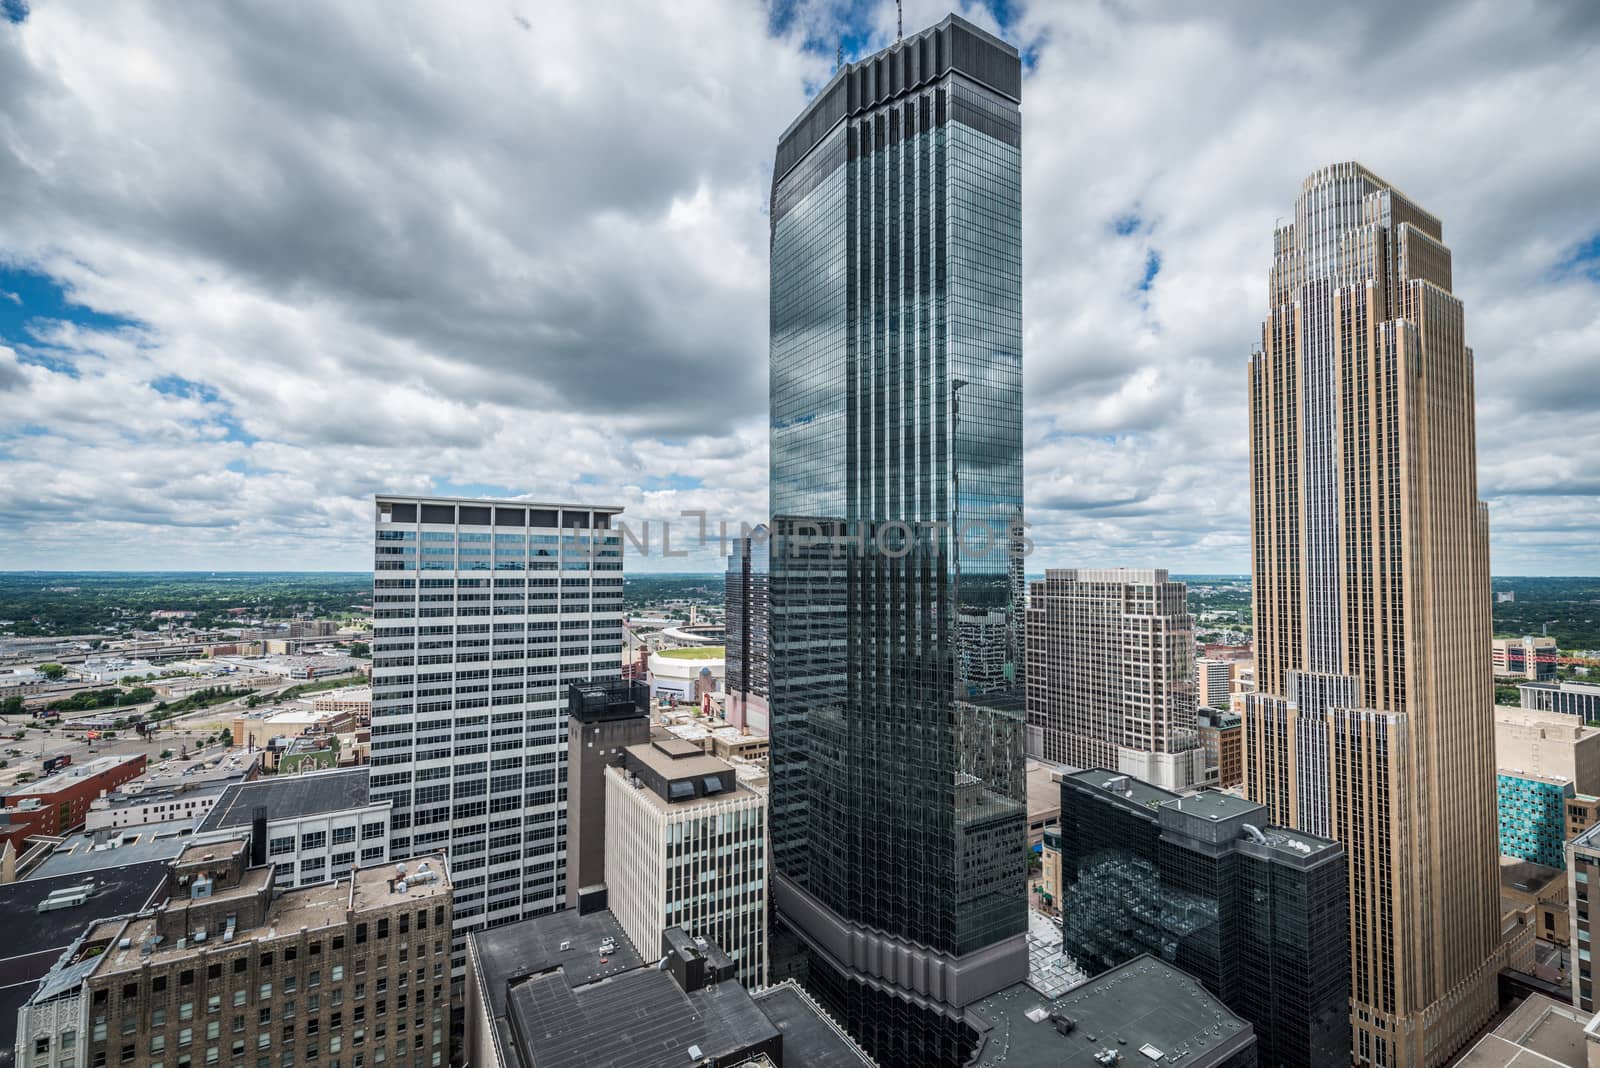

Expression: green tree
xmin=1 ymin=695 xmax=24 ymax=716
xmin=349 ymin=642 xmax=371 ymax=659
xmin=38 ymin=663 xmax=66 ymax=680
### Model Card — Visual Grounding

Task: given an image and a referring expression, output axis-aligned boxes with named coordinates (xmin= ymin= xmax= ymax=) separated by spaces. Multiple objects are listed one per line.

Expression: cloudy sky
xmin=0 ymin=0 xmax=1596 ymax=574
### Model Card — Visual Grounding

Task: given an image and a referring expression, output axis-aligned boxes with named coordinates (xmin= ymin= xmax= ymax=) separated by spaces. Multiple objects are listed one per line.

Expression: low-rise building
xmin=1453 ymin=992 xmax=1593 ymax=1067
xmin=464 ymin=908 xmax=870 ymax=1068
xmin=86 ymin=751 xmax=262 ymax=832
xmin=605 ymin=738 xmax=767 ymax=988
xmin=14 ymin=837 xmax=453 ymax=1068
xmin=1 ymin=755 xmax=148 ymax=850
xmin=193 ymin=768 xmax=390 ymax=891
xmin=1495 ymin=635 xmax=1560 ymax=681
xmin=1197 ymin=705 xmax=1243 ymax=788
xmin=1033 ymin=826 xmax=1061 ymax=915
xmin=213 ymin=654 xmax=361 ymax=680
xmin=1025 ymin=758 xmax=1063 ymax=846
xmin=311 ymin=686 xmax=371 ymax=721
xmin=1522 ymin=680 xmax=1600 ymax=720
xmin=0 ymin=669 xmax=47 ymax=695
xmin=0 ymin=860 xmax=171 ymax=1058
xmin=1500 ymin=858 xmax=1570 ymax=951
xmin=86 ymin=781 xmax=230 ymax=833
xmin=1496 ymin=707 xmax=1600 ymax=868
xmin=76 ymin=658 xmax=160 ymax=683
xmin=231 ymin=706 xmax=357 ymax=749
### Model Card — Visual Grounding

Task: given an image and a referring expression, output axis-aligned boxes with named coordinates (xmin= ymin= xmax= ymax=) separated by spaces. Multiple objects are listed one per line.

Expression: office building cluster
xmin=5 ymin=12 xmax=1543 ymax=1068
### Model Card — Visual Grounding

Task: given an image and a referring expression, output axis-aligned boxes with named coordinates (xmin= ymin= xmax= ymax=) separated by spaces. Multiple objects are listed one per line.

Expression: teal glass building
xmin=767 ymin=14 xmax=1026 ymax=1066
xmin=1497 ymin=772 xmax=1574 ymax=869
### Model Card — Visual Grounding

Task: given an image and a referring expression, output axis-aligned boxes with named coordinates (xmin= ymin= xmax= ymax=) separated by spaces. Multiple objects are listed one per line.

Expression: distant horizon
xmin=1 ymin=569 xmax=1594 ymax=580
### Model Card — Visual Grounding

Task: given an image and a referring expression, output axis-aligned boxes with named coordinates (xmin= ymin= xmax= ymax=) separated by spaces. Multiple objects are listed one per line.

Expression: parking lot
xmin=0 ymin=716 xmax=233 ymax=793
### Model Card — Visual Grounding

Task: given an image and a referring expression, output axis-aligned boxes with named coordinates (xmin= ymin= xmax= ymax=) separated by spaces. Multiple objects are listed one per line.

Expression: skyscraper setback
xmin=767 ymin=14 xmax=1026 ymax=1066
xmin=1241 ymin=163 xmax=1501 ymax=1066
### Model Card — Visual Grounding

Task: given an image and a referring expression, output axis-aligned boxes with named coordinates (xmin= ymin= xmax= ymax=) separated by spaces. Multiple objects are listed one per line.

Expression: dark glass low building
xmin=1059 ymin=770 xmax=1350 ymax=1068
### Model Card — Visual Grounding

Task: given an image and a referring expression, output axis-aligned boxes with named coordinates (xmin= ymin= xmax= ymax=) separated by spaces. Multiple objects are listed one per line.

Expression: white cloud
xmin=0 ymin=0 xmax=1595 ymax=573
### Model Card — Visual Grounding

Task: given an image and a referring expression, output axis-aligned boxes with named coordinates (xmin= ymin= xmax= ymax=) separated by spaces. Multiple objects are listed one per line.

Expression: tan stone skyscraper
xmin=1241 ymin=163 xmax=1501 ymax=1067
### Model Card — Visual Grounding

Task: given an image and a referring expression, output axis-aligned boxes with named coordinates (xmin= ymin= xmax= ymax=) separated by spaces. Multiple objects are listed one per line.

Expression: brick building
xmin=1 ymin=754 xmax=147 ymax=850
xmin=14 ymin=835 xmax=453 ymax=1068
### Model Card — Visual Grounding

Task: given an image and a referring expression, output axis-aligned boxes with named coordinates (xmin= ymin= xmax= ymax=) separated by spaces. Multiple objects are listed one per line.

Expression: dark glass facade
xmin=1059 ymin=772 xmax=1351 ymax=1068
xmin=767 ymin=14 xmax=1025 ymax=1067
xmin=724 ymin=530 xmax=770 ymax=731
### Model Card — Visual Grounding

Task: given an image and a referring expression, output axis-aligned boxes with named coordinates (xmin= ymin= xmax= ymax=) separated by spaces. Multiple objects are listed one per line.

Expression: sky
xmin=0 ymin=0 xmax=1596 ymax=575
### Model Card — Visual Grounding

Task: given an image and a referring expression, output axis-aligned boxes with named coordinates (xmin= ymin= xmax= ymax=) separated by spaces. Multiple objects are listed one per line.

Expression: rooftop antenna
xmin=836 ymin=41 xmax=843 ymax=72
xmin=897 ymin=0 xmax=903 ymax=43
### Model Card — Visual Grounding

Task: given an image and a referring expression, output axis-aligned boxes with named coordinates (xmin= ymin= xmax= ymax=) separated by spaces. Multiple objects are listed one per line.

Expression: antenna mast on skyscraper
xmin=896 ymin=0 xmax=903 ymax=43
xmin=836 ymin=41 xmax=843 ymax=72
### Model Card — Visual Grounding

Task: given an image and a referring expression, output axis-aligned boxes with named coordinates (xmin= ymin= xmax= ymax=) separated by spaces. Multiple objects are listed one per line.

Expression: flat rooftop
xmin=627 ymin=739 xmax=734 ymax=782
xmin=97 ymin=853 xmax=447 ymax=979
xmin=1455 ymin=993 xmax=1588 ymax=1067
xmin=473 ymin=911 xmax=871 ymax=1068
xmin=1166 ymin=788 xmax=1262 ymax=820
xmin=969 ymin=955 xmax=1254 ymax=1067
xmin=96 ymin=780 xmax=231 ymax=809
xmin=1064 ymin=768 xmax=1178 ymax=812
xmin=470 ymin=908 xmax=644 ymax=1021
xmin=3 ymin=754 xmax=142 ymax=799
xmin=507 ymin=961 xmax=778 ymax=1068
xmin=30 ymin=821 xmax=195 ymax=880
xmin=749 ymin=983 xmax=873 ymax=1067
xmin=0 ymin=861 xmax=170 ymax=1064
xmin=198 ymin=767 xmax=373 ymax=832
xmin=1501 ymin=859 xmax=1566 ymax=896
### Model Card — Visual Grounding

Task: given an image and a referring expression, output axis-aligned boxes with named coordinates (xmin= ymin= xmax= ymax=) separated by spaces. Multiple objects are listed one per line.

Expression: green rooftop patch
xmin=654 ymin=646 xmax=725 ymax=660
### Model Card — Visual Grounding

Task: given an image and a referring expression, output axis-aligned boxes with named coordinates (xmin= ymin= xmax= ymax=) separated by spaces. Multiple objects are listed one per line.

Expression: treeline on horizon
xmin=3 ymin=572 xmax=1597 ymax=649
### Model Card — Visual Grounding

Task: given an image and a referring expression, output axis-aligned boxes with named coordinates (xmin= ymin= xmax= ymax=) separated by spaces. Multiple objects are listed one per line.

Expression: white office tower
xmin=605 ymin=738 xmax=768 ymax=988
xmin=370 ymin=496 xmax=624 ymax=966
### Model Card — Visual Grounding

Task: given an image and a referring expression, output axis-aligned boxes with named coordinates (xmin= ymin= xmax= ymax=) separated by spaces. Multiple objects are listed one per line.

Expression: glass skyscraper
xmin=1058 ymin=770 xmax=1350 ymax=1068
xmin=767 ymin=15 xmax=1025 ymax=1066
